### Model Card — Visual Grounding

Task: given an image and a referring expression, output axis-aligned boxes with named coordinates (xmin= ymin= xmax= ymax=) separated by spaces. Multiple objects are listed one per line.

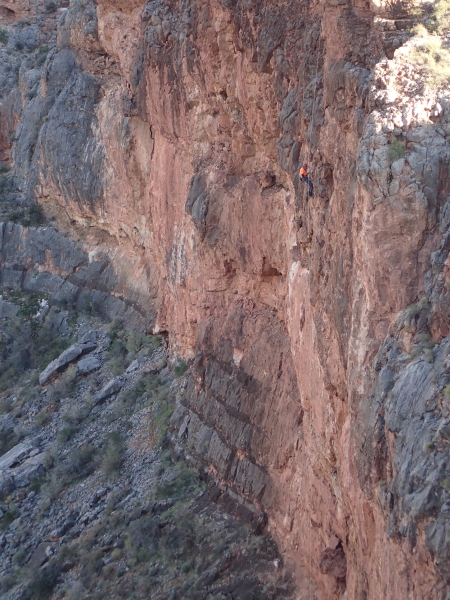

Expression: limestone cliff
xmin=1 ymin=0 xmax=450 ymax=596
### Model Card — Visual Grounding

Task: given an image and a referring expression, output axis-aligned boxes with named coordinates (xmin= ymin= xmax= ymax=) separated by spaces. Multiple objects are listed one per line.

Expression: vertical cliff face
xmin=2 ymin=0 xmax=450 ymax=596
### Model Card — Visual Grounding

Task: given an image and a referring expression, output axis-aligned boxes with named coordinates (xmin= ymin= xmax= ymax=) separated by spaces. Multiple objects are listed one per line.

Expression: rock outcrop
xmin=39 ymin=330 xmax=97 ymax=385
xmin=1 ymin=0 xmax=450 ymax=597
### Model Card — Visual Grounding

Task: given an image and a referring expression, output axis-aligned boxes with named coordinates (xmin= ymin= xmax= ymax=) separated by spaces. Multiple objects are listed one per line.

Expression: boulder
xmin=39 ymin=331 xmax=97 ymax=385
xmin=0 ymin=441 xmax=32 ymax=470
xmin=77 ymin=355 xmax=101 ymax=375
xmin=11 ymin=452 xmax=45 ymax=488
xmin=94 ymin=377 xmax=123 ymax=405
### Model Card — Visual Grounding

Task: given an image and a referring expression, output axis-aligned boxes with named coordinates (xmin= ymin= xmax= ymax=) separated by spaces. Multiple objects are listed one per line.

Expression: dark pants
xmin=300 ymin=176 xmax=313 ymax=197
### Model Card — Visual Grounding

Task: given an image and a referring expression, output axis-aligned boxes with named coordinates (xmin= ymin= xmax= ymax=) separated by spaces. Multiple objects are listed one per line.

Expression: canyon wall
xmin=1 ymin=0 xmax=450 ymax=596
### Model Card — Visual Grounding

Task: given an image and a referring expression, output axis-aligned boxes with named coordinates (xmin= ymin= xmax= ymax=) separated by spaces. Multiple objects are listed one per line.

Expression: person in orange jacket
xmin=299 ymin=163 xmax=313 ymax=197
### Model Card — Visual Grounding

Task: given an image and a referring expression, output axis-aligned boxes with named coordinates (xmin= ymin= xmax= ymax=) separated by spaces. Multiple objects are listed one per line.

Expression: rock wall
xmin=2 ymin=0 xmax=450 ymax=596
xmin=0 ymin=221 xmax=154 ymax=328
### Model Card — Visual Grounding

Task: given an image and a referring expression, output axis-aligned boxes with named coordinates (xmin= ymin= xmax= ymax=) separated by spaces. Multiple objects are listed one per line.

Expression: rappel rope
xmin=300 ymin=4 xmax=325 ymax=598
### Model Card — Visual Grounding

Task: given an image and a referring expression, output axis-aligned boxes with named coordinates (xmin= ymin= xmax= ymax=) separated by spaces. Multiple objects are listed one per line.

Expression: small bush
xmin=389 ymin=138 xmax=406 ymax=162
xmin=424 ymin=441 xmax=435 ymax=453
xmin=0 ymin=426 xmax=23 ymax=458
xmin=1 ymin=508 xmax=18 ymax=530
xmin=42 ymin=443 xmax=97 ymax=500
xmin=422 ymin=0 xmax=450 ymax=35
xmin=13 ymin=547 xmax=27 ymax=565
xmin=29 ymin=474 xmax=46 ymax=492
xmin=0 ymin=573 xmax=17 ymax=594
xmin=23 ymin=564 xmax=61 ymax=600
xmin=408 ymin=24 xmax=450 ymax=86
xmin=62 ymin=399 xmax=91 ymax=425
xmin=65 ymin=443 xmax=97 ymax=477
xmin=153 ymin=402 xmax=173 ymax=445
xmin=0 ymin=400 xmax=13 ymax=414
xmin=174 ymin=361 xmax=187 ymax=378
xmin=154 ymin=462 xmax=197 ymax=499
xmin=36 ymin=408 xmax=52 ymax=428
xmin=58 ymin=424 xmax=79 ymax=444
xmin=106 ymin=321 xmax=161 ymax=374
xmin=441 ymin=478 xmax=450 ymax=490
xmin=47 ymin=364 xmax=78 ymax=402
xmin=0 ymin=29 xmax=8 ymax=45
xmin=101 ymin=432 xmax=124 ymax=477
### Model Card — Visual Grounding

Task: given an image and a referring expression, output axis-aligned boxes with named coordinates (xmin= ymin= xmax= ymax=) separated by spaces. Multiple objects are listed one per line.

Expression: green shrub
xmin=18 ymin=382 xmax=41 ymax=405
xmin=408 ymin=24 xmax=450 ymax=86
xmin=423 ymin=0 xmax=450 ymax=35
xmin=107 ymin=321 xmax=161 ymax=374
xmin=154 ymin=462 xmax=197 ymax=499
xmin=116 ymin=374 xmax=161 ymax=410
xmin=47 ymin=364 xmax=78 ymax=402
xmin=65 ymin=444 xmax=97 ymax=477
xmin=0 ymin=426 xmax=23 ymax=458
xmin=441 ymin=478 xmax=450 ymax=490
xmin=174 ymin=361 xmax=187 ymax=378
xmin=1 ymin=508 xmax=18 ymax=530
xmin=29 ymin=474 xmax=46 ymax=492
xmin=424 ymin=441 xmax=435 ymax=453
xmin=0 ymin=400 xmax=13 ymax=414
xmin=62 ymin=398 xmax=92 ymax=426
xmin=0 ymin=573 xmax=17 ymax=594
xmin=126 ymin=330 xmax=155 ymax=355
xmin=42 ymin=443 xmax=97 ymax=500
xmin=101 ymin=432 xmax=124 ymax=477
xmin=389 ymin=138 xmax=406 ymax=162
xmin=36 ymin=409 xmax=52 ymax=428
xmin=0 ymin=29 xmax=8 ymax=45
xmin=13 ymin=548 xmax=27 ymax=565
xmin=153 ymin=402 xmax=173 ymax=445
xmin=0 ymin=366 xmax=19 ymax=393
xmin=125 ymin=515 xmax=159 ymax=565
xmin=23 ymin=564 xmax=61 ymax=600
xmin=58 ymin=424 xmax=79 ymax=444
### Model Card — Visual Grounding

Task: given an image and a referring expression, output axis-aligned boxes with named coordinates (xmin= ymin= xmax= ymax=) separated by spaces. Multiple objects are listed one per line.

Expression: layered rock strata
xmin=1 ymin=0 xmax=450 ymax=597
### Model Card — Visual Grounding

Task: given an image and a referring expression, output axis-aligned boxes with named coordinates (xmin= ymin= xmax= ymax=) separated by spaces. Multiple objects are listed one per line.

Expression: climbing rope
xmin=302 ymin=3 xmax=326 ymax=598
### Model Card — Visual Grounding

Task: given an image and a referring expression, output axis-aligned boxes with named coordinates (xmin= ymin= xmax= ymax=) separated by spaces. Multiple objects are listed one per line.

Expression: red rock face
xmin=5 ymin=0 xmax=450 ymax=595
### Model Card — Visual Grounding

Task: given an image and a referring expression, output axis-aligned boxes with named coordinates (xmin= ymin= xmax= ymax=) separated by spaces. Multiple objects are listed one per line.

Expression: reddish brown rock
xmin=4 ymin=0 xmax=450 ymax=596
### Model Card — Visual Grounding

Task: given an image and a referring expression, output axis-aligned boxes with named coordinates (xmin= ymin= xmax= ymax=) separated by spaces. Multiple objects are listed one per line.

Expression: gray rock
xmin=17 ymin=25 xmax=41 ymax=51
xmin=126 ymin=358 xmax=141 ymax=373
xmin=39 ymin=336 xmax=97 ymax=385
xmin=11 ymin=453 xmax=45 ymax=488
xmin=0 ymin=441 xmax=32 ymax=470
xmin=29 ymin=542 xmax=52 ymax=568
xmin=94 ymin=377 xmax=123 ymax=405
xmin=9 ymin=518 xmax=21 ymax=531
xmin=0 ymin=298 xmax=19 ymax=319
xmin=0 ymin=473 xmax=15 ymax=498
xmin=77 ymin=355 xmax=101 ymax=375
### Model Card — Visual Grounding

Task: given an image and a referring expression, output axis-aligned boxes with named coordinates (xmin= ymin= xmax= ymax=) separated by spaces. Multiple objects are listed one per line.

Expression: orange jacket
xmin=300 ymin=167 xmax=307 ymax=178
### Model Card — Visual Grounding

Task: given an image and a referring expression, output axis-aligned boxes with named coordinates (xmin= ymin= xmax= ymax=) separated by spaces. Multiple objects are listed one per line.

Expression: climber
xmin=299 ymin=163 xmax=313 ymax=198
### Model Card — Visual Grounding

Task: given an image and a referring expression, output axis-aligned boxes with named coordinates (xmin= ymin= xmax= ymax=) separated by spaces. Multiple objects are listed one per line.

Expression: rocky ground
xmin=0 ymin=287 xmax=294 ymax=600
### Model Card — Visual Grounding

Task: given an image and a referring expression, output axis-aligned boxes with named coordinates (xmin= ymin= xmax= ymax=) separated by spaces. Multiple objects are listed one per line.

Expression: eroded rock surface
xmin=1 ymin=0 xmax=450 ymax=596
